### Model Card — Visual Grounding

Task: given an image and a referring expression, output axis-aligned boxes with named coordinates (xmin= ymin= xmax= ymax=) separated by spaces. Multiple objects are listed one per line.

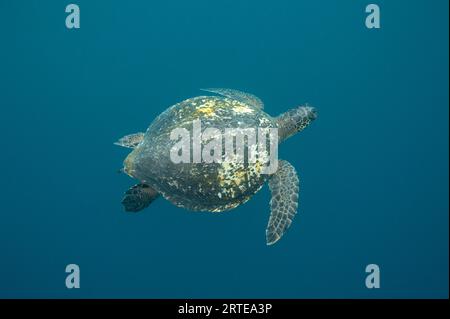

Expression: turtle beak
xmin=305 ymin=106 xmax=317 ymax=121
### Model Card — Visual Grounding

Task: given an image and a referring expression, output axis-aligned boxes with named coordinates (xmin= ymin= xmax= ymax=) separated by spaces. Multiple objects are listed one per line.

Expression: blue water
xmin=0 ymin=0 xmax=448 ymax=298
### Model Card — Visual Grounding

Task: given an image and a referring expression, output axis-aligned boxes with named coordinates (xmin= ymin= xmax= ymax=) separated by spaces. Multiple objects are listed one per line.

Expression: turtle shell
xmin=124 ymin=96 xmax=277 ymax=212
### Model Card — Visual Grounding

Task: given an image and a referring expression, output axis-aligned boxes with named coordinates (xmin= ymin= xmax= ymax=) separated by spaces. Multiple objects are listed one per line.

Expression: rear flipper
xmin=122 ymin=184 xmax=160 ymax=212
xmin=266 ymin=160 xmax=300 ymax=245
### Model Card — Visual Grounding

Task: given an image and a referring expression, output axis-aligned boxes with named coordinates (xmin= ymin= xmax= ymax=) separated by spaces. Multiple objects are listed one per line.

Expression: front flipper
xmin=266 ymin=160 xmax=300 ymax=245
xmin=200 ymin=88 xmax=264 ymax=109
xmin=114 ymin=133 xmax=145 ymax=149
xmin=122 ymin=184 xmax=160 ymax=212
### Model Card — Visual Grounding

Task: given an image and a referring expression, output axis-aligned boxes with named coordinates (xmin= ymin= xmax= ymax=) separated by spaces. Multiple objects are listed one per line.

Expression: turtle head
xmin=276 ymin=105 xmax=317 ymax=142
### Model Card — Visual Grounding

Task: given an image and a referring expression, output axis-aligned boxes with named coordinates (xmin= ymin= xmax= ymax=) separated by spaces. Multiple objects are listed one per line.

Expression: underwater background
xmin=0 ymin=0 xmax=448 ymax=298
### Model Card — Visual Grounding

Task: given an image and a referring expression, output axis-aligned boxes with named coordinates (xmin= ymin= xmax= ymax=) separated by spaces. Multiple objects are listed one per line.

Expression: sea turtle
xmin=115 ymin=88 xmax=317 ymax=245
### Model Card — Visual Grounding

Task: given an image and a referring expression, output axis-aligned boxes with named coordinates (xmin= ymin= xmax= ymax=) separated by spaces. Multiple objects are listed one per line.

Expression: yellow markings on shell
xmin=217 ymin=162 xmax=252 ymax=198
xmin=196 ymin=106 xmax=215 ymax=117
xmin=195 ymin=98 xmax=255 ymax=117
xmin=227 ymin=99 xmax=254 ymax=114
xmin=233 ymin=104 xmax=254 ymax=114
xmin=195 ymin=100 xmax=219 ymax=118
xmin=253 ymin=160 xmax=263 ymax=174
xmin=233 ymin=170 xmax=246 ymax=186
